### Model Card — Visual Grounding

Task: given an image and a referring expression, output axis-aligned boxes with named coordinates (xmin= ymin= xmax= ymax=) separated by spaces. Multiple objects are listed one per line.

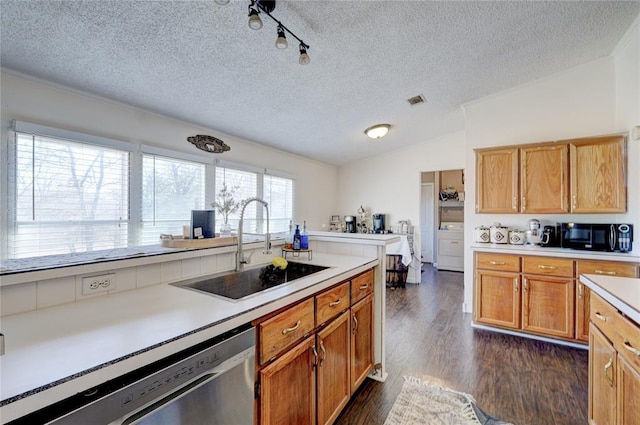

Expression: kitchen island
xmin=0 ymin=245 xmax=393 ymax=423
xmin=579 ymin=273 xmax=640 ymax=424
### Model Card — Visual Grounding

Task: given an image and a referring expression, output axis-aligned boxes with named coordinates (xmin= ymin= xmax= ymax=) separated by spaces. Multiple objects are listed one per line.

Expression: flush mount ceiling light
xmin=364 ymin=124 xmax=391 ymax=139
xmin=217 ymin=0 xmax=310 ymax=65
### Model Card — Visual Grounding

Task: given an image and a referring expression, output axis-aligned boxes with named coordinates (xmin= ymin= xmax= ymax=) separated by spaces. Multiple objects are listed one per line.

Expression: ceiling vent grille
xmin=407 ymin=94 xmax=426 ymax=106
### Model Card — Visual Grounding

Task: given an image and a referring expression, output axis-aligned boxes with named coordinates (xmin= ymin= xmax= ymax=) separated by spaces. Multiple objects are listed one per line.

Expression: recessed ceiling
xmin=1 ymin=1 xmax=638 ymax=166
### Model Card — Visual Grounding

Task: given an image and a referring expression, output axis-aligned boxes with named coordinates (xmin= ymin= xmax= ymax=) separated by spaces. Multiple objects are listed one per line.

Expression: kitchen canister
xmin=474 ymin=226 xmax=490 ymax=243
xmin=509 ymin=230 xmax=525 ymax=245
xmin=490 ymin=223 xmax=509 ymax=244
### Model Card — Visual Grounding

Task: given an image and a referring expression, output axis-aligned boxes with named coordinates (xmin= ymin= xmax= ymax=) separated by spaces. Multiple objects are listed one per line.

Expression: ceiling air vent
xmin=407 ymin=94 xmax=426 ymax=106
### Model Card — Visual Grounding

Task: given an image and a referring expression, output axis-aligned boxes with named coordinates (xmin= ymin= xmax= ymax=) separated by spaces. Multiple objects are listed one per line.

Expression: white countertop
xmin=471 ymin=243 xmax=640 ymax=262
xmin=0 ymin=252 xmax=377 ymax=423
xmin=580 ymin=274 xmax=640 ymax=324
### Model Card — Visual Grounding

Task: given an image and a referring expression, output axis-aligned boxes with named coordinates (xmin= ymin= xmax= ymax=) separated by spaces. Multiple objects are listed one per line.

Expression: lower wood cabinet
xmin=259 ymin=335 xmax=316 ymax=425
xmin=588 ymin=292 xmax=640 ymax=425
xmin=475 ymin=270 xmax=521 ymax=329
xmin=589 ymin=324 xmax=616 ymax=425
xmin=317 ymin=311 xmax=350 ymax=425
xmin=522 ymin=274 xmax=574 ymax=339
xmin=350 ymin=293 xmax=374 ymax=393
xmin=475 ymin=252 xmax=639 ymax=345
xmin=255 ymin=268 xmax=375 ymax=425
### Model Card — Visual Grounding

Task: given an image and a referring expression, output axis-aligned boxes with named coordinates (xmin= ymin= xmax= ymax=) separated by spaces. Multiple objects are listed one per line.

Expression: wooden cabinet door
xmin=576 ymin=282 xmax=591 ymax=342
xmin=520 ymin=144 xmax=569 ymax=213
xmin=474 ymin=270 xmax=521 ymax=329
xmin=617 ymin=354 xmax=640 ymax=425
xmin=260 ymin=335 xmax=316 ymax=425
xmin=476 ymin=148 xmax=519 ymax=213
xmin=317 ymin=311 xmax=350 ymax=425
xmin=522 ymin=275 xmax=574 ymax=339
xmin=570 ymin=136 xmax=626 ymax=213
xmin=350 ymin=294 xmax=373 ymax=394
xmin=589 ymin=324 xmax=617 ymax=425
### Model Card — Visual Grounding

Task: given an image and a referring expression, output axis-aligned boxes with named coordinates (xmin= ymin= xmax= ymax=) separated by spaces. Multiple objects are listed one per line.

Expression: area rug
xmin=384 ymin=376 xmax=514 ymax=425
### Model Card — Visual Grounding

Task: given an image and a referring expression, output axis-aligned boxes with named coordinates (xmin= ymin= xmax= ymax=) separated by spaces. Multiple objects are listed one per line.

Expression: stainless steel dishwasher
xmin=11 ymin=324 xmax=255 ymax=425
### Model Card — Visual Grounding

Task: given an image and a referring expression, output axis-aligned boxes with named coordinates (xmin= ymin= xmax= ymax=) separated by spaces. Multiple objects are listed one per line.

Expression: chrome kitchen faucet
xmin=236 ymin=197 xmax=271 ymax=271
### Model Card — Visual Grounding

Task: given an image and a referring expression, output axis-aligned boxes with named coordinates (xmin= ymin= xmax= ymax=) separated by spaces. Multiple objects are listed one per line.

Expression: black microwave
xmin=559 ymin=223 xmax=633 ymax=252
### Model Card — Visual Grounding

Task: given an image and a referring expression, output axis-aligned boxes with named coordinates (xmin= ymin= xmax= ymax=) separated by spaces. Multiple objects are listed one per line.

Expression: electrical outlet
xmin=82 ymin=274 xmax=116 ymax=295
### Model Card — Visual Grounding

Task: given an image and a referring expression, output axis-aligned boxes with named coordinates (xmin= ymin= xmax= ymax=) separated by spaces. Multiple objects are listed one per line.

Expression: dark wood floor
xmin=336 ymin=264 xmax=589 ymax=425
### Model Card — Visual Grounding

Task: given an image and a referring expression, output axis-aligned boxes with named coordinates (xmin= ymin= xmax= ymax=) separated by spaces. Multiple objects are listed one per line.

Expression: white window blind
xmin=141 ymin=154 xmax=206 ymax=245
xmin=215 ymin=167 xmax=258 ymax=234
xmin=263 ymin=174 xmax=293 ymax=233
xmin=9 ymin=133 xmax=129 ymax=258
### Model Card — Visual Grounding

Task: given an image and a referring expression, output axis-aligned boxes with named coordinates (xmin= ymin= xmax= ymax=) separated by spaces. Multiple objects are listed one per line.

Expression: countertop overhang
xmin=471 ymin=243 xmax=640 ymax=262
xmin=0 ymin=252 xmax=378 ymax=423
xmin=579 ymin=274 xmax=640 ymax=324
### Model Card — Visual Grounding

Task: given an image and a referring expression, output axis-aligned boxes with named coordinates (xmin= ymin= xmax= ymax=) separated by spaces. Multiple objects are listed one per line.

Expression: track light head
xmin=298 ymin=44 xmax=310 ymax=65
xmin=214 ymin=0 xmax=230 ymax=4
xmin=248 ymin=8 xmax=263 ymax=30
xmin=275 ymin=25 xmax=288 ymax=49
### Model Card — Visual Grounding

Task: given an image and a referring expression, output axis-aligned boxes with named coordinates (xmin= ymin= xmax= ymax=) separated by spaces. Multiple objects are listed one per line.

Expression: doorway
xmin=420 ymin=182 xmax=434 ymax=263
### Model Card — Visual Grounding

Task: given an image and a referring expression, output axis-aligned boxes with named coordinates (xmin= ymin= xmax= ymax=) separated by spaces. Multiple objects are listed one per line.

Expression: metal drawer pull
xmin=312 ymin=345 xmax=318 ymax=369
xmin=538 ymin=265 xmax=557 ymax=270
xmin=352 ymin=314 xmax=359 ymax=334
xmin=594 ymin=312 xmax=607 ymax=322
xmin=282 ymin=320 xmax=301 ymax=335
xmin=523 ymin=278 xmax=528 ymax=292
xmin=623 ymin=340 xmax=640 ymax=357
xmin=514 ymin=278 xmax=519 ymax=292
xmin=604 ymin=357 xmax=614 ymax=387
xmin=595 ymin=270 xmax=617 ymax=276
xmin=578 ymin=284 xmax=583 ymax=299
xmin=489 ymin=261 xmax=506 ymax=266
xmin=359 ymin=284 xmax=369 ymax=291
xmin=329 ymin=299 xmax=342 ymax=307
xmin=451 ymin=241 xmax=459 ymax=244
xmin=319 ymin=340 xmax=326 ymax=366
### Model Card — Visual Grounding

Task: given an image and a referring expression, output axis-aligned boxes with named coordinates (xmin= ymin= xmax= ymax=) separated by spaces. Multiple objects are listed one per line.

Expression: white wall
xmin=0 ymin=71 xmax=338 ymax=231
xmin=336 ymin=130 xmax=466 ymax=227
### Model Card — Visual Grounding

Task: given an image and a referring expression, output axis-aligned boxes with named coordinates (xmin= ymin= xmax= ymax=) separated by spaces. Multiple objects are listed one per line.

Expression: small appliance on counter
xmin=560 ymin=222 xmax=633 ymax=252
xmin=372 ymin=214 xmax=386 ymax=233
xmin=540 ymin=225 xmax=561 ymax=247
xmin=525 ymin=219 xmax=542 ymax=245
xmin=344 ymin=215 xmax=357 ymax=233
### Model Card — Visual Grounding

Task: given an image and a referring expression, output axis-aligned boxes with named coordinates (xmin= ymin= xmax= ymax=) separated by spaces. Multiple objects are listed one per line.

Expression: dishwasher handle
xmin=119 ymin=371 xmax=220 ymax=425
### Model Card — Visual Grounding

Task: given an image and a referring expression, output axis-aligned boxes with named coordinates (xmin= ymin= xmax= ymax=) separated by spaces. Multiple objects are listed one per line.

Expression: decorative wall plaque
xmin=187 ymin=135 xmax=231 ymax=153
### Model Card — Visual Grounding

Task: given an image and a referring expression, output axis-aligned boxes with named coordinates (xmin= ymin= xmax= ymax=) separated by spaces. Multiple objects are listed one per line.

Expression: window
xmin=9 ymin=133 xmax=129 ymax=258
xmin=141 ymin=154 xmax=206 ymax=245
xmin=3 ymin=122 xmax=294 ymax=261
xmin=215 ymin=166 xmax=293 ymax=235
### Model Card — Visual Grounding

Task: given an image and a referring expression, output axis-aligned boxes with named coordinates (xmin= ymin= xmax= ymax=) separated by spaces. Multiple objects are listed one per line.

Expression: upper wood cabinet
xmin=569 ymin=135 xmax=626 ymax=213
xmin=520 ymin=144 xmax=569 ymax=213
xmin=475 ymin=134 xmax=627 ymax=214
xmin=476 ymin=147 xmax=519 ymax=213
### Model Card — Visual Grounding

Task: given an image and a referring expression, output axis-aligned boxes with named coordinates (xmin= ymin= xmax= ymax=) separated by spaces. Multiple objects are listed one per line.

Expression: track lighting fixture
xmin=275 ymin=25 xmax=288 ymax=49
xmin=298 ymin=43 xmax=310 ymax=65
xmin=218 ymin=0 xmax=310 ymax=64
xmin=247 ymin=7 xmax=263 ymax=30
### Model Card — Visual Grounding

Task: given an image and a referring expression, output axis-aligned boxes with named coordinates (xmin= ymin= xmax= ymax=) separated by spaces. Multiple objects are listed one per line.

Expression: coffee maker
xmin=344 ymin=215 xmax=356 ymax=233
xmin=372 ymin=214 xmax=386 ymax=234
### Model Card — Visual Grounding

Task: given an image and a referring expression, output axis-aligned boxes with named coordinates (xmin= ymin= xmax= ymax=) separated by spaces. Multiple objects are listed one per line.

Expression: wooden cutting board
xmin=160 ymin=236 xmax=237 ymax=249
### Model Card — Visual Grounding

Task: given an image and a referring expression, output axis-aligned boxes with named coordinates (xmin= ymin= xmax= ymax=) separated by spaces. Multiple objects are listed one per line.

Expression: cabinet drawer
xmin=351 ymin=269 xmax=374 ymax=305
xmin=577 ymin=260 xmax=638 ymax=278
xmin=590 ymin=292 xmax=620 ymax=344
xmin=616 ymin=312 xmax=640 ymax=372
xmin=439 ymin=238 xmax=464 ymax=256
xmin=316 ymin=282 xmax=349 ymax=326
xmin=259 ymin=297 xmax=315 ymax=364
xmin=523 ymin=256 xmax=574 ymax=277
xmin=475 ymin=253 xmax=520 ymax=272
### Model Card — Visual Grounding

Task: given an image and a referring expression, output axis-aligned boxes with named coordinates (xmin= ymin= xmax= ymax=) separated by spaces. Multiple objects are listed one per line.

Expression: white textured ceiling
xmin=1 ymin=1 xmax=639 ymax=165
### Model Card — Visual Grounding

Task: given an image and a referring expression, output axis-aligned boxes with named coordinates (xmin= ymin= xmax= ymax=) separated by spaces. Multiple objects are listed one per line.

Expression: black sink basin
xmin=173 ymin=262 xmax=330 ymax=300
